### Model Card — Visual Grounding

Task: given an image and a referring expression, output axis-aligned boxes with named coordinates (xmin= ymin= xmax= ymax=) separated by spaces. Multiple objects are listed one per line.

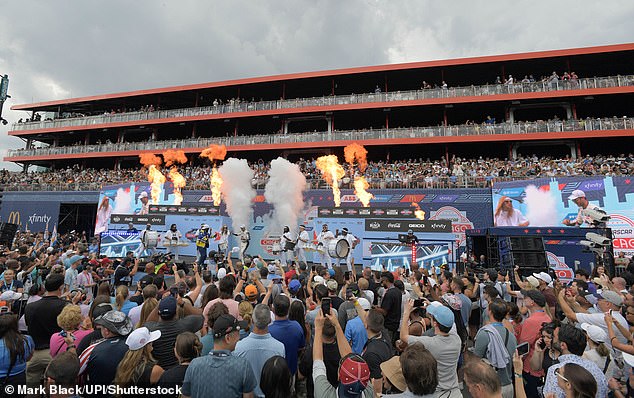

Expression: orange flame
xmin=411 ymin=202 xmax=425 ymax=220
xmin=315 ymin=155 xmax=346 ymax=207
xmin=163 ymin=149 xmax=188 ymax=167
xmin=148 ymin=165 xmax=166 ymax=204
xmin=169 ymin=167 xmax=186 ymax=205
xmin=200 ymin=144 xmax=227 ymax=162
xmin=344 ymin=143 xmax=368 ymax=173
xmin=139 ymin=153 xmax=162 ymax=167
xmin=354 ymin=177 xmax=374 ymax=207
xmin=211 ymin=167 xmax=223 ymax=206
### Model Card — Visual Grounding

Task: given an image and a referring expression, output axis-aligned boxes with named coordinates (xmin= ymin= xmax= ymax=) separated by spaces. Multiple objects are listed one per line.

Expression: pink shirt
xmin=519 ymin=310 xmax=551 ymax=376
xmin=50 ymin=329 xmax=93 ymax=358
xmin=203 ymin=298 xmax=241 ymax=328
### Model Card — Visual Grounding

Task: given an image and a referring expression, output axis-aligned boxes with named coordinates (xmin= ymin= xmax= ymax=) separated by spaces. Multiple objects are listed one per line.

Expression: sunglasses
xmin=555 ymin=367 xmax=568 ymax=382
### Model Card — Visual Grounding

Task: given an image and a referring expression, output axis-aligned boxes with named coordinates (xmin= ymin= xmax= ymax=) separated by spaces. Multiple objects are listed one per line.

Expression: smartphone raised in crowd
xmin=344 ymin=271 xmax=350 ymax=281
xmin=321 ymin=297 xmax=331 ymax=316
xmin=516 ymin=341 xmax=530 ymax=356
xmin=311 ymin=265 xmax=316 ymax=272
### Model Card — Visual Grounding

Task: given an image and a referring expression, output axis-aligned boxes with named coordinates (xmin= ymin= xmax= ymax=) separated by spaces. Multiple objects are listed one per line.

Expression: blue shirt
xmin=0 ymin=335 xmax=34 ymax=377
xmin=345 ymin=316 xmax=368 ymax=354
xmin=200 ymin=334 xmax=214 ymax=356
xmin=109 ymin=297 xmax=138 ymax=316
xmin=543 ymin=354 xmax=608 ymax=398
xmin=182 ymin=350 xmax=257 ymax=398
xmin=234 ymin=333 xmax=286 ymax=398
xmin=269 ymin=319 xmax=305 ymax=375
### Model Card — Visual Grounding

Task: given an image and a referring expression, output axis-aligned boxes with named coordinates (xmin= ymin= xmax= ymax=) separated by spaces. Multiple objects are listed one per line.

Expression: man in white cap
xmin=137 ymin=191 xmax=150 ymax=215
xmin=233 ymin=225 xmax=250 ymax=262
xmin=563 ymin=189 xmax=601 ymax=227
xmin=532 ymin=271 xmax=557 ymax=312
xmin=295 ymin=225 xmax=310 ymax=268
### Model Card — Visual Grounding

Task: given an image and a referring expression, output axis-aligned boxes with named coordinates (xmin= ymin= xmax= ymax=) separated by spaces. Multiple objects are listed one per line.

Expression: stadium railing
xmin=8 ymin=117 xmax=634 ymax=158
xmin=11 ymin=74 xmax=634 ymax=132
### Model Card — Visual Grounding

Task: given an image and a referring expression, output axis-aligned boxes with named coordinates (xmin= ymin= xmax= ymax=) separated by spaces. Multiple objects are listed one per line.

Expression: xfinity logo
xmin=29 ymin=213 xmax=51 ymax=224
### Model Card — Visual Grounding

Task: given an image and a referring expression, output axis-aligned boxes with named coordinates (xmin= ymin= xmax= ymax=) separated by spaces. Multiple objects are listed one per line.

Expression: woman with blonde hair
xmin=136 ymin=297 xmax=158 ymax=328
xmin=494 ymin=196 xmax=529 ymax=227
xmin=112 ymin=285 xmax=137 ymax=316
xmin=113 ymin=327 xmax=163 ymax=388
xmin=238 ymin=301 xmax=253 ymax=339
xmin=50 ymin=305 xmax=92 ymax=358
xmin=581 ymin=324 xmax=615 ymax=377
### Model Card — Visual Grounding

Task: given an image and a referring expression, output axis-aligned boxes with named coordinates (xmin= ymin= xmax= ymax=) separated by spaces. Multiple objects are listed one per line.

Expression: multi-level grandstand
xmin=1 ymin=43 xmax=633 ymax=242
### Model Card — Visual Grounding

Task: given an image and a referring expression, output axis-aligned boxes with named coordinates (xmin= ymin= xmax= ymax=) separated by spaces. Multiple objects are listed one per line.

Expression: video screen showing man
xmin=563 ymin=189 xmax=603 ymax=227
xmin=494 ymin=196 xmax=529 ymax=227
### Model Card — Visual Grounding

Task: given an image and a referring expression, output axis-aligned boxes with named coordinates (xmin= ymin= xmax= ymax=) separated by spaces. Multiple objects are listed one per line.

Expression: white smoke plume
xmin=264 ymin=157 xmax=307 ymax=234
xmin=524 ymin=185 xmax=559 ymax=226
xmin=218 ymin=158 xmax=256 ymax=231
xmin=113 ymin=188 xmax=132 ymax=214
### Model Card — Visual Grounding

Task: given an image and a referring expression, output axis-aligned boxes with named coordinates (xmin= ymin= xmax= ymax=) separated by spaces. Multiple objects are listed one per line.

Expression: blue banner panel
xmin=0 ymin=201 xmax=59 ymax=233
xmin=493 ymin=176 xmax=634 ymax=257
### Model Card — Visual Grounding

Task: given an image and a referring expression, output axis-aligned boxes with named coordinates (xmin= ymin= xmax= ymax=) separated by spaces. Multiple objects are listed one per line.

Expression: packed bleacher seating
xmin=1 ymin=153 xmax=633 ymax=192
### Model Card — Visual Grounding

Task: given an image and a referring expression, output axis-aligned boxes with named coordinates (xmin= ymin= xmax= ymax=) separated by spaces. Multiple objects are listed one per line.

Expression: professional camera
xmin=582 ymin=208 xmax=610 ymax=226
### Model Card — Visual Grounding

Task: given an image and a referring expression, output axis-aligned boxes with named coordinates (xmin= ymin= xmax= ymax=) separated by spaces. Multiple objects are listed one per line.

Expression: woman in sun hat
xmin=113 ymin=327 xmax=163 ymax=388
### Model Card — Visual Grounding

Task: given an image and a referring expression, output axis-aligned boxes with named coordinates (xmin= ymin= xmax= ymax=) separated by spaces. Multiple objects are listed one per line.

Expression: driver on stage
xmin=136 ymin=224 xmax=154 ymax=258
xmin=280 ymin=226 xmax=296 ymax=266
xmin=217 ymin=225 xmax=230 ymax=259
xmin=195 ymin=224 xmax=211 ymax=267
xmin=340 ymin=227 xmax=357 ymax=272
xmin=163 ymin=223 xmax=182 ymax=261
xmin=563 ymin=189 xmax=602 ymax=227
xmin=137 ymin=191 xmax=150 ymax=215
xmin=233 ymin=225 xmax=251 ymax=262
xmin=295 ymin=225 xmax=309 ymax=268
xmin=317 ymin=223 xmax=335 ymax=269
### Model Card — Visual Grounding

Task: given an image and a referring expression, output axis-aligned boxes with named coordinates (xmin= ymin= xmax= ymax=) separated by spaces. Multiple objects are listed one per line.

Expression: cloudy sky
xmin=1 ymin=0 xmax=632 ymax=170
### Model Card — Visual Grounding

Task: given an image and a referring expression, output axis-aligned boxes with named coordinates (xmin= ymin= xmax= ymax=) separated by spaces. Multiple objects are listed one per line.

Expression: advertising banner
xmin=0 ymin=201 xmax=60 ymax=233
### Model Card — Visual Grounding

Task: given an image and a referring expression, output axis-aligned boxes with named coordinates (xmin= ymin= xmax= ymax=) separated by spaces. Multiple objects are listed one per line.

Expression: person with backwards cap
xmin=400 ymin=299 xmax=462 ymax=398
xmin=182 ymin=314 xmax=256 ymax=398
xmin=563 ymin=189 xmax=602 ymax=227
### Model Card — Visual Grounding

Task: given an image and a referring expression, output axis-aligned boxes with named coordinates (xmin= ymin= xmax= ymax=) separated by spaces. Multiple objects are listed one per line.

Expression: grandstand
xmin=1 ymin=43 xmax=633 ymax=235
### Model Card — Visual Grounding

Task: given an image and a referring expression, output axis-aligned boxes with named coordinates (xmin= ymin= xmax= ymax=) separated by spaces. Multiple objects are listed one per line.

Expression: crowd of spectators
xmin=1 ymin=153 xmax=633 ymax=192
xmin=1 ymin=227 xmax=634 ymax=397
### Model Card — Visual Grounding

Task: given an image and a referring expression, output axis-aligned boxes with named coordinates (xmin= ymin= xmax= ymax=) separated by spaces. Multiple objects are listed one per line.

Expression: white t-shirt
xmin=576 ymin=311 xmax=629 ymax=346
xmin=297 ymin=231 xmax=309 ymax=249
xmin=318 ymin=230 xmax=334 ymax=246
xmin=495 ymin=208 xmax=528 ymax=227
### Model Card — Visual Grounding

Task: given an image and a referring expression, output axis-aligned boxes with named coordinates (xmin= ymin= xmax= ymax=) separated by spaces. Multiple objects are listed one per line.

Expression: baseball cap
xmin=0 ymin=291 xmax=22 ymax=301
xmin=158 ymin=296 xmax=177 ymax=319
xmin=596 ymin=290 xmax=623 ymax=307
xmin=326 ymin=279 xmax=338 ymax=291
xmin=312 ymin=275 xmax=325 ymax=286
xmin=526 ymin=276 xmax=540 ymax=288
xmin=580 ymin=323 xmax=608 ymax=343
xmin=338 ymin=355 xmax=371 ymax=397
xmin=213 ymin=314 xmax=248 ymax=339
xmin=217 ymin=268 xmax=227 ymax=280
xmin=139 ymin=191 xmax=148 ymax=198
xmin=245 ymin=284 xmax=258 ymax=298
xmin=91 ymin=303 xmax=114 ymax=320
xmin=94 ymin=310 xmax=133 ymax=336
xmin=288 ymin=279 xmax=301 ymax=294
xmin=568 ymin=189 xmax=586 ymax=200
xmin=380 ymin=356 xmax=407 ymax=393
xmin=532 ymin=272 xmax=552 ymax=284
xmin=356 ymin=297 xmax=371 ymax=311
xmin=125 ymin=327 xmax=161 ymax=351
xmin=328 ymin=269 xmax=335 ymax=277
xmin=521 ymin=289 xmax=546 ymax=307
xmin=426 ymin=303 xmax=454 ymax=328
xmin=267 ymin=264 xmax=277 ymax=273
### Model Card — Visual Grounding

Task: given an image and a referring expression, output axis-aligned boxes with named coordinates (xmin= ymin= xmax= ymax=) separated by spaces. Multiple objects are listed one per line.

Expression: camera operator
xmin=113 ymin=258 xmax=139 ymax=288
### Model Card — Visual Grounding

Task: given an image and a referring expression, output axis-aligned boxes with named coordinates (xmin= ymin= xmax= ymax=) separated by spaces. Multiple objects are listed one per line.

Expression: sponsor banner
xmin=0 ymin=202 xmax=60 ymax=233
xmin=493 ymin=176 xmax=634 ymax=255
xmin=109 ymin=214 xmax=166 ymax=225
xmin=318 ymin=207 xmax=418 ymax=218
xmin=429 ymin=206 xmax=474 ymax=248
xmin=365 ymin=219 xmax=451 ymax=233
xmin=148 ymin=205 xmax=220 ymax=215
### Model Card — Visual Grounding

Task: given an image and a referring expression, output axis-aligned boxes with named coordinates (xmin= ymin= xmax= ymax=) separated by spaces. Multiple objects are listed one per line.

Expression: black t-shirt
xmin=367 ymin=279 xmax=380 ymax=305
xmin=114 ymin=265 xmax=131 ymax=286
xmin=130 ymin=295 xmax=144 ymax=305
xmin=25 ymin=296 xmax=68 ymax=349
xmin=144 ymin=315 xmax=204 ymax=369
xmin=158 ymin=364 xmax=189 ymax=398
xmin=380 ymin=287 xmax=402 ymax=331
xmin=76 ymin=329 xmax=103 ymax=355
xmin=85 ymin=336 xmax=129 ymax=386
xmin=299 ymin=341 xmax=341 ymax=398
xmin=330 ymin=296 xmax=344 ymax=311
xmin=362 ymin=333 xmax=393 ymax=380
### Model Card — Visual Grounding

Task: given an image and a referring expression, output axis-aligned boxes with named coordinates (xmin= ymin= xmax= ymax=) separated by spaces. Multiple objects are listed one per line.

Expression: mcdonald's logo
xmin=7 ymin=211 xmax=20 ymax=225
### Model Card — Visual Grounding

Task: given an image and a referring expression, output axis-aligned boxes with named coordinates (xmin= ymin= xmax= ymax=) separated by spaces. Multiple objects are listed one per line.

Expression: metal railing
xmin=8 ymin=117 xmax=633 ymax=158
xmin=11 ymin=74 xmax=634 ymax=132
xmin=0 ymin=175 xmax=557 ymax=192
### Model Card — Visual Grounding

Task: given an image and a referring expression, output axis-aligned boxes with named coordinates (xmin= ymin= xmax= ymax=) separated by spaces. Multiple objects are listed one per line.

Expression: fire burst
xmin=148 ymin=165 xmax=166 ymax=204
xmin=316 ymin=155 xmax=346 ymax=207
xmin=169 ymin=167 xmax=186 ymax=205
xmin=344 ymin=143 xmax=368 ymax=172
xmin=211 ymin=168 xmax=223 ymax=206
xmin=411 ymin=202 xmax=425 ymax=220
xmin=354 ymin=177 xmax=374 ymax=207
